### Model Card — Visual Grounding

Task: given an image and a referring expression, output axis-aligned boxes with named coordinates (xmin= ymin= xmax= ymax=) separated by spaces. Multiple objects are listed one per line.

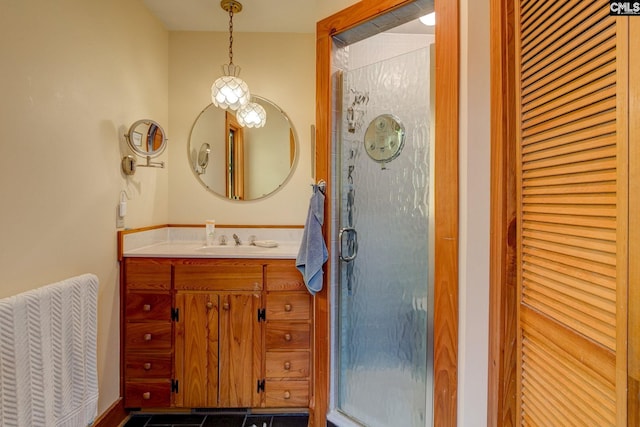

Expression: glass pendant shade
xmin=211 ymin=75 xmax=250 ymax=110
xmin=236 ymin=102 xmax=267 ymax=128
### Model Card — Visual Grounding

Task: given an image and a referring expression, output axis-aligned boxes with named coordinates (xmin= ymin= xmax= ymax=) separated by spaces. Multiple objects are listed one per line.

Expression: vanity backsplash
xmin=120 ymin=225 xmax=304 ymax=259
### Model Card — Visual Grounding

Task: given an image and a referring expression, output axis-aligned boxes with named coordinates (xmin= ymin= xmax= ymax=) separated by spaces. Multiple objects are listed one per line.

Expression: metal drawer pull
xmin=206 ymin=301 xmax=214 ymax=309
xmin=284 ymin=303 xmax=292 ymax=312
xmin=284 ymin=333 xmax=292 ymax=341
xmin=144 ymin=333 xmax=152 ymax=341
xmin=284 ymin=391 xmax=291 ymax=399
xmin=143 ymin=363 xmax=152 ymax=370
xmin=143 ymin=304 xmax=151 ymax=312
xmin=142 ymin=392 xmax=151 ymax=400
xmin=284 ymin=361 xmax=291 ymax=370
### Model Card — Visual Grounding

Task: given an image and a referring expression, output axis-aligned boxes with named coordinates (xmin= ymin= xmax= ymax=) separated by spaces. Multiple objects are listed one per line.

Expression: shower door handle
xmin=338 ymin=227 xmax=358 ymax=262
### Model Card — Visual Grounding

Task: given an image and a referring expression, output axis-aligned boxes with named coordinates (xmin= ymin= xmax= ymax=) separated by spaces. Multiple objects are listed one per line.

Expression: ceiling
xmin=143 ymin=0 xmax=317 ymax=33
xmin=142 ymin=0 xmax=431 ymax=34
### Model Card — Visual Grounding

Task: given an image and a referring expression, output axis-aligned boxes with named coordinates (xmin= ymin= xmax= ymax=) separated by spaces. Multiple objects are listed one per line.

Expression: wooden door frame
xmin=487 ymin=0 xmax=518 ymax=425
xmin=313 ymin=1 xmax=460 ymax=426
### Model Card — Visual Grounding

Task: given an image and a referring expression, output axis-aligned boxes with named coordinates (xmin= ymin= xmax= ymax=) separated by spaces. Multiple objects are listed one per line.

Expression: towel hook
xmin=314 ymin=180 xmax=326 ymax=194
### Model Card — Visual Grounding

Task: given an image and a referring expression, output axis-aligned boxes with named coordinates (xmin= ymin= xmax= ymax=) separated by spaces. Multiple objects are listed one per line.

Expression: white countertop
xmin=121 ymin=226 xmax=302 ymax=259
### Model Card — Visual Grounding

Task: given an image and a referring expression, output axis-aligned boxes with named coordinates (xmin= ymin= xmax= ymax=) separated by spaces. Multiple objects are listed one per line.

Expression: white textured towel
xmin=0 ymin=273 xmax=99 ymax=427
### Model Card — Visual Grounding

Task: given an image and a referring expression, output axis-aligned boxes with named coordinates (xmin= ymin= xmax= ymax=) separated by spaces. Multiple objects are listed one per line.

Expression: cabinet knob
xmin=142 ymin=304 xmax=151 ymax=312
xmin=143 ymin=363 xmax=152 ymax=371
xmin=284 ymin=333 xmax=292 ymax=342
xmin=206 ymin=301 xmax=214 ymax=309
xmin=284 ymin=391 xmax=291 ymax=400
xmin=144 ymin=333 xmax=152 ymax=341
xmin=284 ymin=303 xmax=292 ymax=312
xmin=223 ymin=302 xmax=230 ymax=310
xmin=142 ymin=392 xmax=151 ymax=400
xmin=284 ymin=361 xmax=291 ymax=370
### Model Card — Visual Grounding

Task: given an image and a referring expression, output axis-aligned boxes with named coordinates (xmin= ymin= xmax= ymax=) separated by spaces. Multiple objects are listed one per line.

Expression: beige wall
xmin=167 ymin=32 xmax=315 ymax=224
xmin=0 ymin=0 xmax=169 ymax=415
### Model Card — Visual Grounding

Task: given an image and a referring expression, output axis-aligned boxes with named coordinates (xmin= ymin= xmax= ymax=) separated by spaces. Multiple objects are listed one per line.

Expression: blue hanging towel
xmin=296 ymin=189 xmax=328 ymax=295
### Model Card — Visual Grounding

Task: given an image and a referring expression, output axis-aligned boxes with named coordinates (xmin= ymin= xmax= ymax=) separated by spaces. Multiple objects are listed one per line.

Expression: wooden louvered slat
xmin=524 ymin=253 xmax=616 ymax=296
xmin=522 ymin=97 xmax=616 ymax=138
xmin=522 ymin=225 xmax=615 ymax=251
xmin=521 ymin=113 xmax=615 ymax=147
xmin=521 ymin=4 xmax=610 ymax=79
xmin=523 ymin=134 xmax=615 ymax=163
xmin=523 ymin=170 xmax=617 ymax=189
xmin=523 ymin=267 xmax=615 ymax=315
xmin=522 ymin=157 xmax=616 ymax=179
xmin=523 ymin=65 xmax=615 ymax=120
xmin=522 ymin=287 xmax=615 ymax=348
xmin=523 ymin=221 xmax=615 ymax=242
xmin=523 ymin=86 xmax=616 ymax=131
xmin=521 ymin=123 xmax=615 ymax=154
xmin=520 ymin=1 xmax=568 ymax=51
xmin=521 ymin=39 xmax=615 ymax=102
xmin=521 ymin=1 xmax=606 ymax=70
xmin=523 ymin=245 xmax=616 ymax=278
xmin=523 ymin=233 xmax=615 ymax=262
xmin=524 ymin=339 xmax=615 ymax=422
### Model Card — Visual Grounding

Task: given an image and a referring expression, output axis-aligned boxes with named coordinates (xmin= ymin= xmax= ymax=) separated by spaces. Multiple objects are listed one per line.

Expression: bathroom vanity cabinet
xmin=121 ymin=257 xmax=311 ymax=410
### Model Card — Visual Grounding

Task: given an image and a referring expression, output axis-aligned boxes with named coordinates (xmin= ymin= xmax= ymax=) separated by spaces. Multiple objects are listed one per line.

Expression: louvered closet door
xmin=515 ymin=1 xmax=627 ymax=425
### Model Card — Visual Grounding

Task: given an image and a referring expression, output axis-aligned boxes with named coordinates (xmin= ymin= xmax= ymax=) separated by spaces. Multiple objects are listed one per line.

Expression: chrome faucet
xmin=232 ymin=233 xmax=241 ymax=246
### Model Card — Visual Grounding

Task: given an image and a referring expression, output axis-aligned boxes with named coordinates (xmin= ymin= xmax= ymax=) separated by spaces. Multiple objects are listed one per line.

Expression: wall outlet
xmin=116 ymin=207 xmax=125 ymax=228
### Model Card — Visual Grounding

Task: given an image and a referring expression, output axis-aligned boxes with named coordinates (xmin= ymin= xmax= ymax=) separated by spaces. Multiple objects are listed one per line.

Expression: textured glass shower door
xmin=336 ymin=47 xmax=433 ymax=427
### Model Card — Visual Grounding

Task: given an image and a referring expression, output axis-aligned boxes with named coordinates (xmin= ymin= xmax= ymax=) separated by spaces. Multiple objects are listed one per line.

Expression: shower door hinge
xmin=257 ymin=308 xmax=266 ymax=322
xmin=256 ymin=379 xmax=265 ymax=393
xmin=171 ymin=307 xmax=180 ymax=322
xmin=171 ymin=379 xmax=179 ymax=393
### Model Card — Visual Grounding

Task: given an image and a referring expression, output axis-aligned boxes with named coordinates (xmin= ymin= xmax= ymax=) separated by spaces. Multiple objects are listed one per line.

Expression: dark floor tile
xmin=123 ymin=415 xmax=152 ymax=427
xmin=148 ymin=414 xmax=206 ymax=425
xmin=326 ymin=421 xmax=337 ymax=427
xmin=271 ymin=415 xmax=309 ymax=427
xmin=202 ymin=413 xmax=246 ymax=427
xmin=243 ymin=414 xmax=272 ymax=427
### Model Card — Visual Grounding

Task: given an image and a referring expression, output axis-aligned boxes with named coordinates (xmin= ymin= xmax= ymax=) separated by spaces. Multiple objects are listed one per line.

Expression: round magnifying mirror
xmin=197 ymin=143 xmax=211 ymax=174
xmin=125 ymin=119 xmax=167 ymax=157
xmin=188 ymin=96 xmax=297 ymax=201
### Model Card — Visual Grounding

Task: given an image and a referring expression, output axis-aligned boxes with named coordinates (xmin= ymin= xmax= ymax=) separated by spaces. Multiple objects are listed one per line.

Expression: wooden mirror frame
xmin=313 ymin=0 xmax=460 ymax=425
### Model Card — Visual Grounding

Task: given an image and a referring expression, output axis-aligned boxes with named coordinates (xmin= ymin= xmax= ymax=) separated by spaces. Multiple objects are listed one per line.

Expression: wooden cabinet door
xmin=175 ymin=292 xmax=219 ymax=408
xmin=219 ymin=292 xmax=262 ymax=408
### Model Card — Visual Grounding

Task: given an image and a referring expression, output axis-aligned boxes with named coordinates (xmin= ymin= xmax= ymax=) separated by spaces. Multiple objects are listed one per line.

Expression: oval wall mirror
xmin=188 ymin=96 xmax=297 ymax=201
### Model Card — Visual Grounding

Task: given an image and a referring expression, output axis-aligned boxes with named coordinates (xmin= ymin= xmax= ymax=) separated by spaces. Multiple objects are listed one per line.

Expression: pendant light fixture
xmin=211 ymin=0 xmax=251 ymax=111
xmin=236 ymin=101 xmax=267 ymax=128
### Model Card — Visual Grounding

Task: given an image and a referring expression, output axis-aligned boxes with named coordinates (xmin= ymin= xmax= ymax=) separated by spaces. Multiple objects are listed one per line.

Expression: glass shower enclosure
xmin=329 ymin=31 xmax=435 ymax=427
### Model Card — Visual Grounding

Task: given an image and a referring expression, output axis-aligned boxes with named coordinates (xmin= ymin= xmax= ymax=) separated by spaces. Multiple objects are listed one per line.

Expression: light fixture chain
xmin=228 ymin=7 xmax=234 ymax=65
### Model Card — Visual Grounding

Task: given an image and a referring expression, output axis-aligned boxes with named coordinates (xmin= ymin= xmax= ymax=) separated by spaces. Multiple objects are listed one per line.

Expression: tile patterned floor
xmin=123 ymin=412 xmax=309 ymax=427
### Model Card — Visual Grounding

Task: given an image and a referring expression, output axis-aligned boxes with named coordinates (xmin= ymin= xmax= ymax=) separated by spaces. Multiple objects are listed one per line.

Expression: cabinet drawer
xmin=266 ymin=292 xmax=310 ymax=321
xmin=266 ymin=323 xmax=310 ymax=350
xmin=125 ymin=352 xmax=172 ymax=378
xmin=125 ymin=259 xmax=171 ymax=290
xmin=266 ymin=351 xmax=310 ymax=378
xmin=126 ymin=322 xmax=172 ymax=349
xmin=126 ymin=293 xmax=172 ymax=321
xmin=125 ymin=381 xmax=172 ymax=408
xmin=265 ymin=380 xmax=309 ymax=407
xmin=265 ymin=263 xmax=306 ymax=291
xmin=174 ymin=263 xmax=263 ymax=291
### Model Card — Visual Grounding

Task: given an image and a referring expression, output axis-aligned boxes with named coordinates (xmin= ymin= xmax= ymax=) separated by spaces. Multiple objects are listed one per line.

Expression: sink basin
xmin=196 ymin=245 xmax=270 ymax=254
